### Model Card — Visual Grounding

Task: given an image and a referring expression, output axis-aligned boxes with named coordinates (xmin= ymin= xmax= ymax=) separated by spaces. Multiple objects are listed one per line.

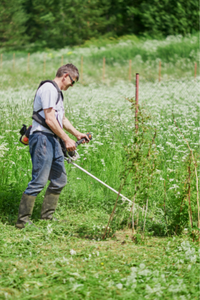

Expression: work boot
xmin=16 ymin=193 xmax=36 ymax=229
xmin=41 ymin=189 xmax=60 ymax=220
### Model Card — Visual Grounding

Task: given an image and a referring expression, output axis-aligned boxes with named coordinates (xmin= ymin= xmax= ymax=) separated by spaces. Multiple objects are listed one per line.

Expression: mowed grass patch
xmin=0 ymin=218 xmax=199 ymax=300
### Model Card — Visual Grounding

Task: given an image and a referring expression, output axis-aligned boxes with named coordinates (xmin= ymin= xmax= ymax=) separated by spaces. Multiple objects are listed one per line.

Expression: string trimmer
xmin=63 ymin=133 xmax=132 ymax=204
xmin=19 ymin=125 xmax=132 ymax=204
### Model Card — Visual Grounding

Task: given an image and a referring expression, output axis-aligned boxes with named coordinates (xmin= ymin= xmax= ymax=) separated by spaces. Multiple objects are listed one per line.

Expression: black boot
xmin=41 ymin=189 xmax=59 ymax=220
xmin=16 ymin=193 xmax=36 ymax=229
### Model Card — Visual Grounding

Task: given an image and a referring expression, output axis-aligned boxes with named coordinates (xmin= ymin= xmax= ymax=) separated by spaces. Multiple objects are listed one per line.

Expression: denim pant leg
xmin=25 ymin=133 xmax=53 ymax=196
xmin=47 ymin=138 xmax=67 ymax=194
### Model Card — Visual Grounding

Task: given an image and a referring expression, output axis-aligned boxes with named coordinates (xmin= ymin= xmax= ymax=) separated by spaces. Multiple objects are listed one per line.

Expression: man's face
xmin=63 ymin=73 xmax=76 ymax=90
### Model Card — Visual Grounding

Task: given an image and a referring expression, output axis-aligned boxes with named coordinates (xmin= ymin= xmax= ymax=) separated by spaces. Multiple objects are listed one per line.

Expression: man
xmin=16 ymin=63 xmax=89 ymax=229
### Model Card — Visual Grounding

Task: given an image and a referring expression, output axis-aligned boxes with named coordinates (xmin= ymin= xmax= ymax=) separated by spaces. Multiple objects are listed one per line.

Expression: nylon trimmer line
xmin=64 ymin=156 xmax=132 ymax=204
xmin=64 ymin=132 xmax=133 ymax=205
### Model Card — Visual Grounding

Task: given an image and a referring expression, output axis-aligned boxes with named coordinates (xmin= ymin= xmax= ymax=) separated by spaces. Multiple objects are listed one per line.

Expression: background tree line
xmin=0 ymin=0 xmax=199 ymax=49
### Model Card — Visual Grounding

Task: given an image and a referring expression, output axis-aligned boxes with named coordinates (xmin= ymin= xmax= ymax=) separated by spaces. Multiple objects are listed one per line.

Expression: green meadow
xmin=0 ymin=34 xmax=199 ymax=299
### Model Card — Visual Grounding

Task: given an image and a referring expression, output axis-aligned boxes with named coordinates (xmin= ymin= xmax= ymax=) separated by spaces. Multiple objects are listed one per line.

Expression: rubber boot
xmin=15 ymin=193 xmax=36 ymax=229
xmin=41 ymin=189 xmax=59 ymax=220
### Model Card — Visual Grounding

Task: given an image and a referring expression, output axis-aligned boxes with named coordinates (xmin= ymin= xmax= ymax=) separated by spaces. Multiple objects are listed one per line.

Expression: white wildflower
xmin=70 ymin=249 xmax=76 ymax=255
xmin=47 ymin=224 xmax=53 ymax=234
xmin=116 ymin=283 xmax=123 ymax=289
xmin=114 ymin=269 xmax=119 ymax=273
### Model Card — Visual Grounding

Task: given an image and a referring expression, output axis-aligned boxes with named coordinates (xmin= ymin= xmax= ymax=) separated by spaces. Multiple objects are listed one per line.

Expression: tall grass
xmin=0 ymin=75 xmax=199 ymax=236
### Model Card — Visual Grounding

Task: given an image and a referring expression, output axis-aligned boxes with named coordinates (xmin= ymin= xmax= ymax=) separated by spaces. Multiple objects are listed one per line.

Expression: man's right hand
xmin=64 ymin=137 xmax=76 ymax=152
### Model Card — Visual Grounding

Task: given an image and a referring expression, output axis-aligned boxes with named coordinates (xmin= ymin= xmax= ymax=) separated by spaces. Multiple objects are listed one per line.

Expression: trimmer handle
xmin=75 ymin=132 xmax=92 ymax=147
xmin=67 ymin=132 xmax=92 ymax=157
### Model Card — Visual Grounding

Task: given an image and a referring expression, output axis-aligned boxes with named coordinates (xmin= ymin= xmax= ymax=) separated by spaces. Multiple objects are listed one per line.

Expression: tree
xmin=139 ymin=0 xmax=199 ymax=36
xmin=0 ymin=0 xmax=28 ymax=48
xmin=23 ymin=0 xmax=110 ymax=48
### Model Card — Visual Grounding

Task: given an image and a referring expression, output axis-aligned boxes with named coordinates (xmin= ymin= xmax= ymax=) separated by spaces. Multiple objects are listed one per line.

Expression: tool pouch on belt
xmin=19 ymin=124 xmax=32 ymax=145
xmin=19 ymin=121 xmax=68 ymax=157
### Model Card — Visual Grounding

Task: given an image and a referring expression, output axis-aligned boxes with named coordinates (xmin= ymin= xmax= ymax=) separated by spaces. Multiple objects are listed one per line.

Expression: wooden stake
xmin=43 ymin=54 xmax=46 ymax=75
xmin=81 ymin=56 xmax=83 ymax=83
xmin=103 ymin=57 xmax=105 ymax=82
xmin=13 ymin=53 xmax=15 ymax=70
xmin=194 ymin=62 xmax=197 ymax=80
xmin=27 ymin=53 xmax=30 ymax=74
xmin=129 ymin=60 xmax=132 ymax=82
xmin=135 ymin=73 xmax=139 ymax=131
xmin=159 ymin=60 xmax=161 ymax=82
xmin=187 ymin=163 xmax=193 ymax=228
xmin=0 ymin=54 xmax=2 ymax=70
xmin=61 ymin=55 xmax=63 ymax=66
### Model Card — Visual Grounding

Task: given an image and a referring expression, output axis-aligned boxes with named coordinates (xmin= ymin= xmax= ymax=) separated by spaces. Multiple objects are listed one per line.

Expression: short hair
xmin=56 ymin=63 xmax=79 ymax=81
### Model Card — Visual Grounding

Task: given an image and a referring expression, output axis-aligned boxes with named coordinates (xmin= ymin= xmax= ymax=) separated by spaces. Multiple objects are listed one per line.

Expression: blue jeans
xmin=25 ymin=132 xmax=67 ymax=196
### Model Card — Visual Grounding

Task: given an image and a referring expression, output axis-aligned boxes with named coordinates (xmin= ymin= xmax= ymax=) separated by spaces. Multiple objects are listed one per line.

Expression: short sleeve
xmin=40 ymin=83 xmax=58 ymax=110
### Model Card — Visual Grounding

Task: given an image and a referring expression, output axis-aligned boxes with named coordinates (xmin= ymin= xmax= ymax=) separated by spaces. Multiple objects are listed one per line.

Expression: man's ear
xmin=62 ymin=73 xmax=68 ymax=81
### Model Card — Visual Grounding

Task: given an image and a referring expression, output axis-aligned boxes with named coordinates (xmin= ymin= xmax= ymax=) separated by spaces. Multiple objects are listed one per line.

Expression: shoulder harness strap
xmin=33 ymin=80 xmax=63 ymax=113
xmin=32 ymin=80 xmax=63 ymax=130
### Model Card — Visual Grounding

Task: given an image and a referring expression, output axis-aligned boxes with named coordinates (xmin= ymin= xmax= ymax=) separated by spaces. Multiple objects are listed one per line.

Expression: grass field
xmin=0 ymin=223 xmax=199 ymax=300
xmin=0 ymin=34 xmax=199 ymax=299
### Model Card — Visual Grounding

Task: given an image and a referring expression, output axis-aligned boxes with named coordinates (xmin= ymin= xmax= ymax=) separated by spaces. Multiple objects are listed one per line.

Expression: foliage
xmin=23 ymin=0 xmax=110 ymax=48
xmin=0 ymin=0 xmax=28 ymax=48
xmin=0 ymin=0 xmax=199 ymax=49
xmin=140 ymin=0 xmax=199 ymax=36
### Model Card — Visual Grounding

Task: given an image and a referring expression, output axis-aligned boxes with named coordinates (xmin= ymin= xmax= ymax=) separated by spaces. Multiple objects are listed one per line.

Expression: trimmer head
xmin=67 ymin=150 xmax=80 ymax=163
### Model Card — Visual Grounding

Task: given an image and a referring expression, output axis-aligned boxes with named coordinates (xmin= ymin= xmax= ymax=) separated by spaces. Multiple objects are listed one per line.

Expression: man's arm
xmin=44 ymin=108 xmax=76 ymax=151
xmin=44 ymin=109 xmax=89 ymax=151
xmin=63 ymin=116 xmax=89 ymax=142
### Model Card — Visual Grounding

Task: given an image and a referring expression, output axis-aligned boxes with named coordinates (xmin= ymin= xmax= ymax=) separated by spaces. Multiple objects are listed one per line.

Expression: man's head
xmin=55 ymin=64 xmax=79 ymax=90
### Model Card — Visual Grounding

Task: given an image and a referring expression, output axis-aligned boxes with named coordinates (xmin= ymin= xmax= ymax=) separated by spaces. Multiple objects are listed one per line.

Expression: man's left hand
xmin=76 ymin=133 xmax=90 ymax=143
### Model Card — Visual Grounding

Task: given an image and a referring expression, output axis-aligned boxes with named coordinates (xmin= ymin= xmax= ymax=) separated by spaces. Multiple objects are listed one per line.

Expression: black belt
xmin=32 ymin=131 xmax=58 ymax=139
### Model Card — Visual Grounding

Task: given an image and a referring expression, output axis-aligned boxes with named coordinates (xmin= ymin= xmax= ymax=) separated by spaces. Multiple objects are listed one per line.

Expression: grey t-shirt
xmin=31 ymin=82 xmax=64 ymax=134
